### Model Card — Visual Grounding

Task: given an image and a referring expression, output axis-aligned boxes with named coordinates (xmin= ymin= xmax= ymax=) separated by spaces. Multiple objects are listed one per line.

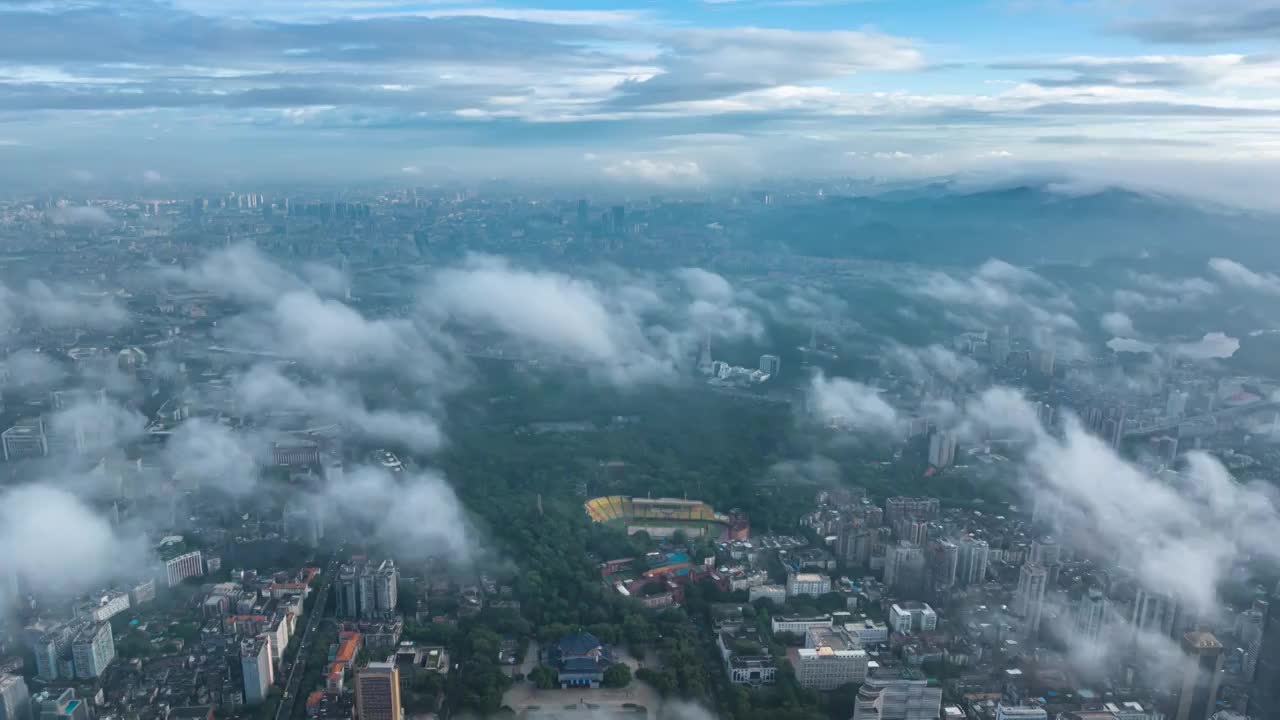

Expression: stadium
xmin=585 ymin=496 xmax=749 ymax=541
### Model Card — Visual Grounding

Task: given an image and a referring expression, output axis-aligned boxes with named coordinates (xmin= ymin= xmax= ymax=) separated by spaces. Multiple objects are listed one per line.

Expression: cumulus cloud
xmin=222 ymin=290 xmax=440 ymax=378
xmin=0 ymin=484 xmax=151 ymax=612
xmin=3 ymin=349 xmax=68 ymax=387
xmin=888 ymin=343 xmax=983 ymax=384
xmin=419 ymin=256 xmax=761 ymax=387
xmin=602 ymin=158 xmax=707 ymax=185
xmin=167 ymin=243 xmax=308 ymax=304
xmin=234 ymin=364 xmax=445 ymax=453
xmin=806 ymin=371 xmax=899 ymax=433
xmin=1208 ymin=256 xmax=1280 ymax=295
xmin=46 ymin=397 xmax=147 ymax=459
xmin=177 ymin=245 xmax=450 ymax=383
xmin=323 ymin=464 xmax=477 ymax=565
xmin=48 ymin=205 xmax=113 ymax=226
xmin=1100 ymin=310 xmax=1137 ymax=337
xmin=1107 ymin=337 xmax=1157 ymax=354
xmin=1171 ymin=331 xmax=1240 ymax=359
xmin=962 ymin=386 xmax=1280 ymax=616
xmin=22 ymin=280 xmax=128 ymax=330
xmin=916 ymin=259 xmax=1080 ymax=355
xmin=163 ymin=418 xmax=265 ymax=497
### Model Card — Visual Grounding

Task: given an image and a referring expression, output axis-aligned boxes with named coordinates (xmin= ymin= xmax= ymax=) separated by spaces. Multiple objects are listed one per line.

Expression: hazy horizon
xmin=3 ymin=0 xmax=1280 ymax=207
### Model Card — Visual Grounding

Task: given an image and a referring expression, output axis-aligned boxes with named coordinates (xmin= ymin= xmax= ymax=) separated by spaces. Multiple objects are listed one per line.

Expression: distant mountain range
xmin=742 ymin=183 xmax=1279 ymax=267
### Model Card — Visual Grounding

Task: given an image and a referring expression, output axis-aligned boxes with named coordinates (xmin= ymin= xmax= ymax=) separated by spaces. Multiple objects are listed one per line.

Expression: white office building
xmin=786 ymin=571 xmax=831 ymax=597
xmin=164 ymin=551 xmax=204 ymax=587
xmin=70 ymin=622 xmax=115 ymax=679
xmin=996 ymin=705 xmax=1048 ymax=720
xmin=240 ymin=637 xmax=273 ymax=706
xmin=772 ymin=615 xmax=833 ymax=635
xmin=890 ymin=603 xmax=939 ymax=636
xmin=0 ymin=674 xmax=31 ymax=720
xmin=85 ymin=592 xmax=131 ymax=624
xmin=759 ymin=355 xmax=782 ymax=378
xmin=795 ymin=646 xmax=868 ymax=690
xmin=748 ymin=585 xmax=787 ymax=605
xmin=853 ymin=667 xmax=943 ymax=720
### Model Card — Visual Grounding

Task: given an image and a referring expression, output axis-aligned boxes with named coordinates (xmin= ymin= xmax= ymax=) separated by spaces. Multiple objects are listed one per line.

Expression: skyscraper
xmin=70 ymin=622 xmax=115 ymax=679
xmin=1174 ymin=632 xmax=1223 ymax=720
xmin=928 ymin=431 xmax=957 ymax=468
xmin=1015 ymin=563 xmax=1049 ymax=635
xmin=1132 ymin=589 xmax=1178 ymax=641
xmin=1249 ymin=603 xmax=1280 ymax=720
xmin=340 ymin=559 xmax=399 ymax=619
xmin=240 ymin=637 xmax=273 ymax=706
xmin=356 ymin=662 xmax=402 ymax=720
xmin=884 ymin=541 xmax=926 ymax=597
xmin=1073 ymin=587 xmax=1108 ymax=647
xmin=956 ymin=536 xmax=990 ymax=587
xmin=0 ymin=675 xmax=31 ymax=720
xmin=759 ymin=354 xmax=782 ymax=378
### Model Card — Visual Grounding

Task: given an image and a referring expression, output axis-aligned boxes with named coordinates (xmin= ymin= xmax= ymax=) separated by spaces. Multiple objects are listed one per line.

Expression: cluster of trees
xmin=419 ymin=368 xmax=953 ymax=717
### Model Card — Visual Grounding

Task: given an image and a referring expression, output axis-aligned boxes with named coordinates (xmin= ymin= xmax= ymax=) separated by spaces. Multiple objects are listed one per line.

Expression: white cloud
xmin=602 ymin=158 xmax=707 ymax=185
xmin=233 ymin=364 xmax=446 ymax=452
xmin=962 ymin=386 xmax=1280 ymax=615
xmin=806 ymin=371 xmax=899 ymax=433
xmin=325 ymin=464 xmax=477 ymax=564
xmin=48 ymin=205 xmax=113 ymax=226
xmin=164 ymin=418 xmax=265 ymax=497
xmin=1208 ymin=257 xmax=1280 ymax=295
xmin=0 ymin=484 xmax=150 ymax=612
xmin=1101 ymin=310 xmax=1137 ymax=336
xmin=1172 ymin=331 xmax=1240 ymax=359
xmin=419 ymin=256 xmax=761 ymax=387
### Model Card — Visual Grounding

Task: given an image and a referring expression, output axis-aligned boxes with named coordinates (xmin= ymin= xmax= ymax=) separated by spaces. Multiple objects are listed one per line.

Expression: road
xmin=275 ymin=559 xmax=337 ymax=720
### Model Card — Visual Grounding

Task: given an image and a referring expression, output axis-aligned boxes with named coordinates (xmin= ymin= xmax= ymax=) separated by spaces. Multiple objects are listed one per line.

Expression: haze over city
xmin=2 ymin=2 xmax=1280 ymax=720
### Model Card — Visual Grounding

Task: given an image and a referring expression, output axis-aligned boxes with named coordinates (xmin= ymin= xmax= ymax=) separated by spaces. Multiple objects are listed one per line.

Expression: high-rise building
xmin=1174 ymin=632 xmax=1223 ymax=720
xmin=1015 ymin=563 xmax=1049 ymax=635
xmin=0 ymin=675 xmax=31 ymax=720
xmin=163 ymin=549 xmax=204 ymax=588
xmin=70 ymin=622 xmax=115 ymax=679
xmin=1239 ymin=603 xmax=1266 ymax=681
xmin=1250 ymin=601 xmax=1280 ymax=720
xmin=1167 ymin=390 xmax=1189 ymax=418
xmin=338 ymin=560 xmax=399 ymax=619
xmin=31 ymin=623 xmax=77 ymax=681
xmin=837 ymin=521 xmax=874 ymax=569
xmin=956 ymin=536 xmax=990 ymax=587
xmin=1029 ymin=538 xmax=1061 ymax=567
xmin=240 ymin=637 xmax=273 ymax=706
xmin=337 ymin=564 xmax=361 ymax=618
xmin=884 ymin=542 xmax=926 ymax=597
xmin=1033 ymin=348 xmax=1055 ymax=377
xmin=1073 ymin=588 xmax=1108 ymax=647
xmin=889 ymin=602 xmax=938 ymax=635
xmin=852 ymin=666 xmax=942 ymax=720
xmin=885 ymin=497 xmax=940 ymax=527
xmin=1132 ymin=589 xmax=1178 ymax=641
xmin=2 ymin=418 xmax=47 ymax=461
xmin=759 ymin=354 xmax=782 ymax=378
xmin=927 ymin=539 xmax=958 ymax=594
xmin=355 ymin=662 xmax=402 ymax=720
xmin=928 ymin=432 xmax=957 ymax=468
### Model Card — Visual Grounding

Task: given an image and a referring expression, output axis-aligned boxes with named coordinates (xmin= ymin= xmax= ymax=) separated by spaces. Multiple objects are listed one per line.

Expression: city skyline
xmin=1 ymin=0 xmax=1279 ymax=206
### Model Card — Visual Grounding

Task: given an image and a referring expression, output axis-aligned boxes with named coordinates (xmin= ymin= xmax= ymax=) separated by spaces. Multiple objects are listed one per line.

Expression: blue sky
xmin=1 ymin=0 xmax=1279 ymax=202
